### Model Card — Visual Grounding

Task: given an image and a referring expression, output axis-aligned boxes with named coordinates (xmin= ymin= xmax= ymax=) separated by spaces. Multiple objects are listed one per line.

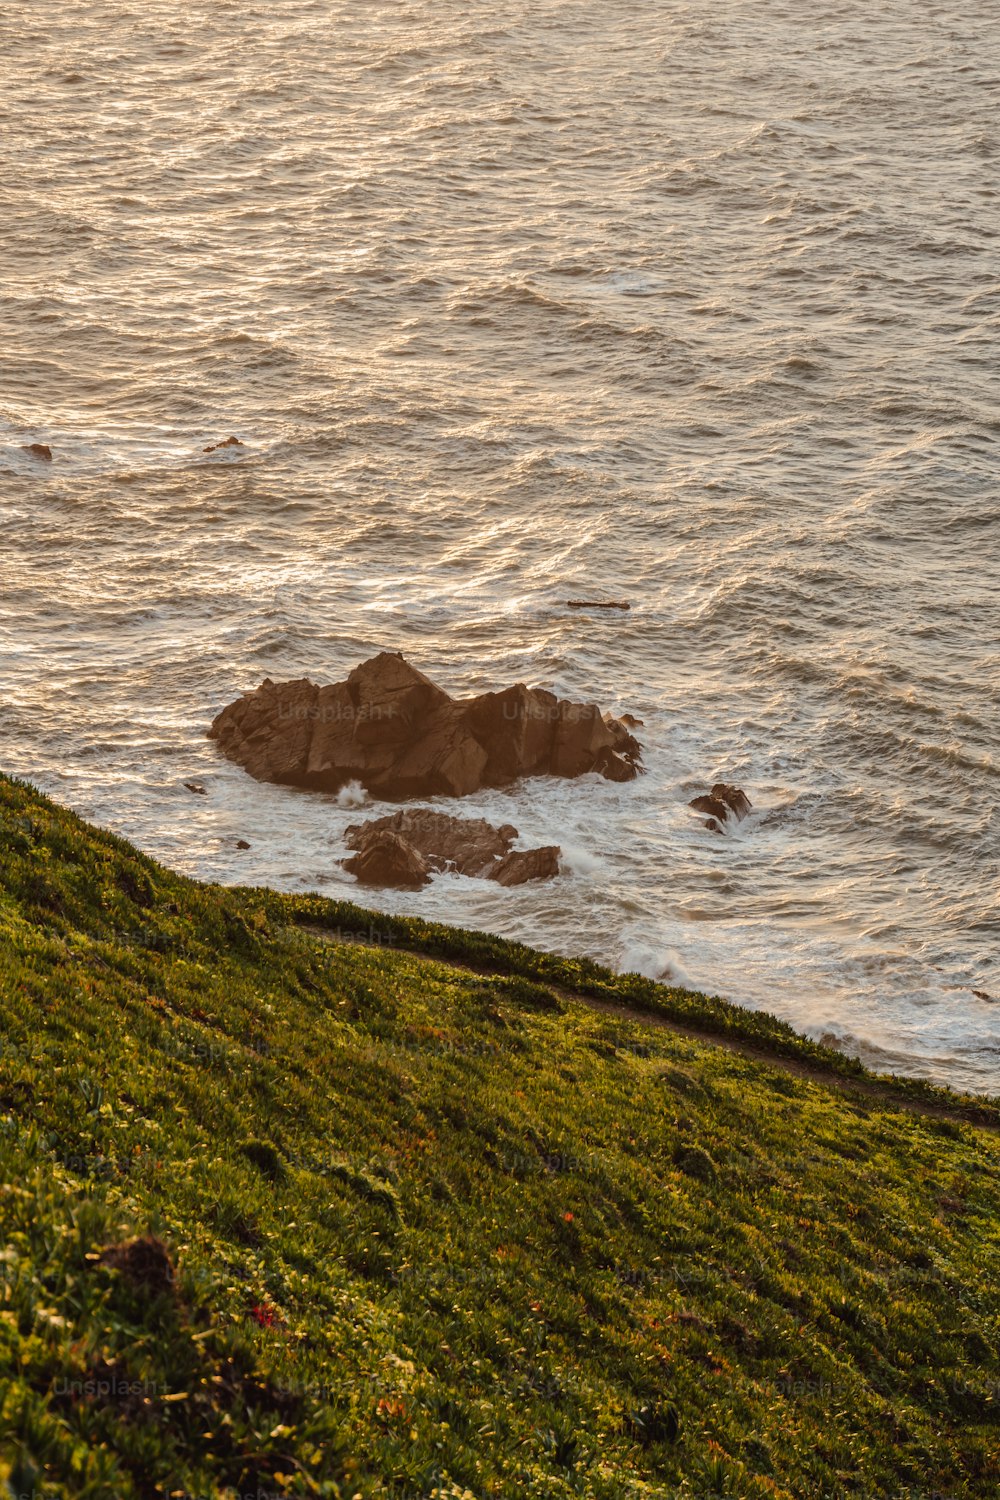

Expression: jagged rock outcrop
xmin=347 ymin=808 xmax=515 ymax=877
xmin=490 ymin=845 xmax=562 ymax=887
xmin=342 ymin=808 xmax=560 ymax=889
xmin=690 ymin=782 xmax=752 ymax=833
xmin=209 ymin=652 xmax=641 ymax=799
xmin=342 ymin=829 xmax=432 ymax=889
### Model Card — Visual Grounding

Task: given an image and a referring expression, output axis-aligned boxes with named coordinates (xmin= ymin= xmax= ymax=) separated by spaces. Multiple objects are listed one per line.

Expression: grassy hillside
xmin=1 ymin=771 xmax=999 ymax=1499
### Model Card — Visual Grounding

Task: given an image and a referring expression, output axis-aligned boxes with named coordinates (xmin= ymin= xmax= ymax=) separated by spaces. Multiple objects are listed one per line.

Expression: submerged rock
xmin=342 ymin=807 xmax=560 ymax=889
xmin=203 ymin=436 xmax=243 ymax=453
xmin=22 ymin=443 xmax=52 ymax=461
xmin=690 ymin=782 xmax=752 ymax=833
xmin=210 ymin=651 xmax=641 ymax=800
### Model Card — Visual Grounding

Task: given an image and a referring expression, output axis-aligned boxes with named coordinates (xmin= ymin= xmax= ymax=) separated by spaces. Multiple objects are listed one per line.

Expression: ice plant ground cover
xmin=0 ymin=772 xmax=999 ymax=1498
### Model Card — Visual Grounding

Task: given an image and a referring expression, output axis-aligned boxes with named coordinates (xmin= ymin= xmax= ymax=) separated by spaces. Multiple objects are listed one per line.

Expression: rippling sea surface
xmin=2 ymin=0 xmax=998 ymax=1091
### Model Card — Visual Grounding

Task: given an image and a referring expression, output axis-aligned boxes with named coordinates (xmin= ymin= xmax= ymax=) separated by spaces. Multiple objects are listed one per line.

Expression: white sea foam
xmin=619 ymin=938 xmax=698 ymax=992
xmin=556 ymin=843 xmax=603 ymax=877
xmin=335 ymin=781 xmax=368 ymax=810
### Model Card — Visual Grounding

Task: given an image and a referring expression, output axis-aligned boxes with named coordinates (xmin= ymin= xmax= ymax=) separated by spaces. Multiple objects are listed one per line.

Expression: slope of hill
xmin=1 ymin=773 xmax=998 ymax=1499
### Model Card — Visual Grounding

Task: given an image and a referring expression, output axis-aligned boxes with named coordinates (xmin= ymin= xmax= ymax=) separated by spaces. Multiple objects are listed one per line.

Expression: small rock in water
xmin=22 ymin=443 xmax=53 ymax=461
xmin=973 ymin=989 xmax=993 ymax=1002
xmin=489 ymin=845 xmax=561 ymax=887
xmin=342 ymin=807 xmax=560 ymax=888
xmin=236 ymin=839 xmax=251 ymax=849
xmin=183 ymin=781 xmax=208 ymax=796
xmin=343 ymin=829 xmax=431 ymax=889
xmin=203 ymin=436 xmax=244 ymax=453
xmin=690 ymin=782 xmax=752 ymax=833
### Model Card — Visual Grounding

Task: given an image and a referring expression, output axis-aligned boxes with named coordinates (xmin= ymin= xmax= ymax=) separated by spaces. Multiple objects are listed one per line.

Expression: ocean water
xmin=2 ymin=0 xmax=998 ymax=1092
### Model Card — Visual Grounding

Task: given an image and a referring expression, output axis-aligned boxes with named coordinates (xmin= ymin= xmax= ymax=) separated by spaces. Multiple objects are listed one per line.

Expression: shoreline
xmin=304 ymin=922 xmax=1000 ymax=1134
xmin=12 ymin=738 xmax=997 ymax=1097
xmin=5 ymin=769 xmax=998 ymax=1123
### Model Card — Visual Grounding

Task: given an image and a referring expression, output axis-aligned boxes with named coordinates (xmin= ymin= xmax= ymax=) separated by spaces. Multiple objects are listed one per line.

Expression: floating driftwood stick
xmin=566 ymin=599 xmax=631 ymax=611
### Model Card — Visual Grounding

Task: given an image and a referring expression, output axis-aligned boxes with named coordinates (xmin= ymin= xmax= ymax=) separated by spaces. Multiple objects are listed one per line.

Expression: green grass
xmin=1 ymin=771 xmax=999 ymax=1499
